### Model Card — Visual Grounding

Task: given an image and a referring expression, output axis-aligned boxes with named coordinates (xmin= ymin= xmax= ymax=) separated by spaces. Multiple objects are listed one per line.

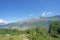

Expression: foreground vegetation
xmin=0 ymin=21 xmax=60 ymax=40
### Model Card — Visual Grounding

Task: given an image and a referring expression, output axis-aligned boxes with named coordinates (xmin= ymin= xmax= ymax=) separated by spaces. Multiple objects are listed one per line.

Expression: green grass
xmin=0 ymin=33 xmax=60 ymax=40
xmin=0 ymin=34 xmax=29 ymax=40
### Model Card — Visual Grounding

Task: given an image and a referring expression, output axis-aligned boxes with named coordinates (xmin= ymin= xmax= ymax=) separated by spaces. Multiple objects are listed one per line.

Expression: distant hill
xmin=53 ymin=15 xmax=60 ymax=18
xmin=0 ymin=15 xmax=60 ymax=29
xmin=0 ymin=23 xmax=7 ymax=28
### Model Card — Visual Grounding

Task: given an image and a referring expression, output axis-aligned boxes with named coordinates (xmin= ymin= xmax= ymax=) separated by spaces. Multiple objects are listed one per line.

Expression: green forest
xmin=0 ymin=21 xmax=60 ymax=40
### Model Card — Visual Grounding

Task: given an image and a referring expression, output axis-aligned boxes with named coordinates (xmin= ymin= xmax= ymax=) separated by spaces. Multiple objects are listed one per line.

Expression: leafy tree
xmin=48 ymin=21 xmax=60 ymax=38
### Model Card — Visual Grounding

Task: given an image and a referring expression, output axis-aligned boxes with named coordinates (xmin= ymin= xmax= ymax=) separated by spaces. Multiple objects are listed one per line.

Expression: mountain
xmin=0 ymin=15 xmax=60 ymax=29
xmin=53 ymin=15 xmax=60 ymax=18
xmin=0 ymin=23 xmax=8 ymax=27
xmin=0 ymin=23 xmax=6 ymax=25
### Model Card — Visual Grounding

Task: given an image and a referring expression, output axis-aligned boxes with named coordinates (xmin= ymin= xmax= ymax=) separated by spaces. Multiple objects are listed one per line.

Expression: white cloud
xmin=0 ymin=19 xmax=9 ymax=24
xmin=46 ymin=11 xmax=52 ymax=15
xmin=41 ymin=11 xmax=46 ymax=17
xmin=30 ymin=14 xmax=33 ymax=17
xmin=41 ymin=11 xmax=52 ymax=17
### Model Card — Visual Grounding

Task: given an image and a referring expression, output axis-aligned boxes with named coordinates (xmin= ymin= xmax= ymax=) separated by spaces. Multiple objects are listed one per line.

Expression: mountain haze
xmin=0 ymin=15 xmax=60 ymax=28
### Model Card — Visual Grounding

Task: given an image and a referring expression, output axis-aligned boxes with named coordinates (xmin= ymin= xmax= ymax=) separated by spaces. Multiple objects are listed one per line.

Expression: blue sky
xmin=0 ymin=0 xmax=60 ymax=23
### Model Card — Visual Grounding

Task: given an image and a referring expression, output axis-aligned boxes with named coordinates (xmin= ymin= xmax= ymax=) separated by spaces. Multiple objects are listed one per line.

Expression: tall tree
xmin=48 ymin=21 xmax=60 ymax=37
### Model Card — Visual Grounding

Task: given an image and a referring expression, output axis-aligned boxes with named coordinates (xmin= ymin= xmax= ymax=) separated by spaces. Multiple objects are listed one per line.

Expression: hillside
xmin=0 ymin=15 xmax=60 ymax=28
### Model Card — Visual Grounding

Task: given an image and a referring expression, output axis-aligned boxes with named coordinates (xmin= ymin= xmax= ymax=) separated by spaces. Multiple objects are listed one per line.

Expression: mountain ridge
xmin=0 ymin=15 xmax=60 ymax=28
